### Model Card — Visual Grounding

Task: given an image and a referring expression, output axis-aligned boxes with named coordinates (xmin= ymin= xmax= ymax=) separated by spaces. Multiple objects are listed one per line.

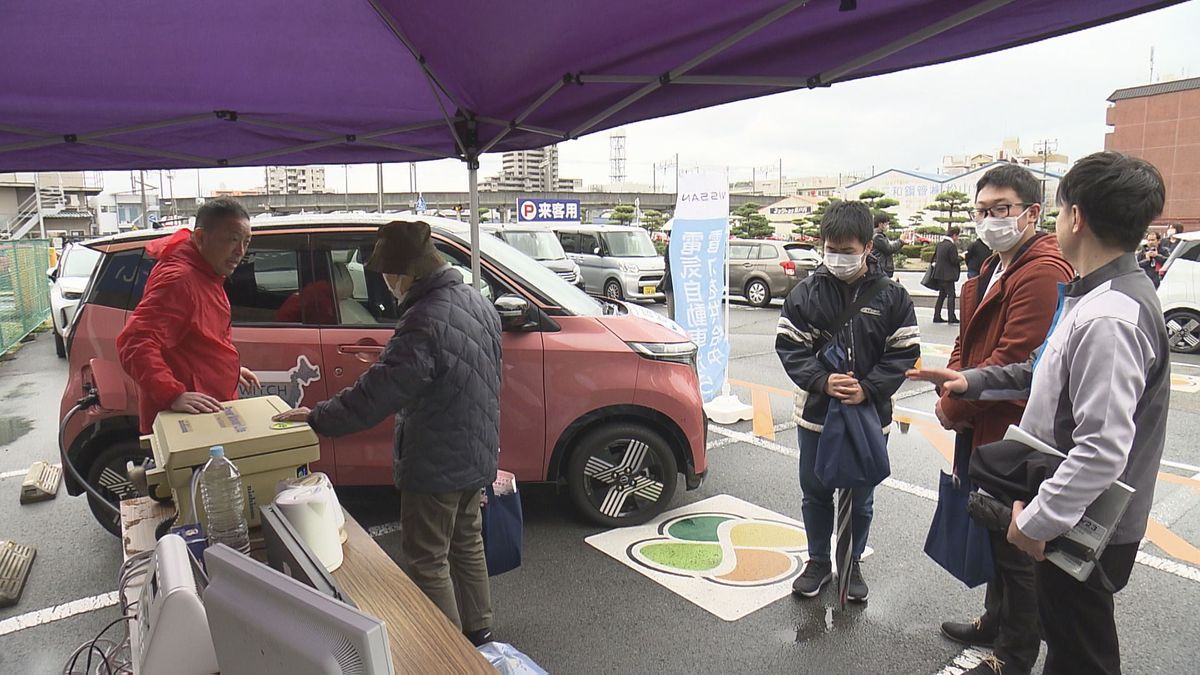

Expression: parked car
xmin=728 ymin=239 xmax=811 ymax=308
xmin=554 ymin=224 xmax=665 ymax=302
xmin=60 ymin=214 xmax=707 ymax=534
xmin=1159 ymin=231 xmax=1200 ymax=353
xmin=483 ymin=224 xmax=584 ymax=287
xmin=47 ymin=242 xmax=101 ymax=358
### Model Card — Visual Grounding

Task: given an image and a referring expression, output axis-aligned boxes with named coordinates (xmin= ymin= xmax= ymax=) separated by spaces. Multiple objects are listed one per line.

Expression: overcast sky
xmin=108 ymin=1 xmax=1199 ymax=199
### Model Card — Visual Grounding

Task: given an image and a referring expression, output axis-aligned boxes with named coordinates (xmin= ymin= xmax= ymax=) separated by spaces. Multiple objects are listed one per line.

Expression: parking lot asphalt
xmin=2 ymin=300 xmax=1199 ymax=673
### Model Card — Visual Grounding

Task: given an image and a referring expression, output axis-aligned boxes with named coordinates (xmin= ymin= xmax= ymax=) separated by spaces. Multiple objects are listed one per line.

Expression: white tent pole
xmin=722 ymin=213 xmax=731 ymax=398
xmin=469 ymin=164 xmax=481 ymax=290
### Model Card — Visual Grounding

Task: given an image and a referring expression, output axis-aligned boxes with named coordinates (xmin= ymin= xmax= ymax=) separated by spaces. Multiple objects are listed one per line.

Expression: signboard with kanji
xmin=516 ymin=198 xmax=581 ymax=223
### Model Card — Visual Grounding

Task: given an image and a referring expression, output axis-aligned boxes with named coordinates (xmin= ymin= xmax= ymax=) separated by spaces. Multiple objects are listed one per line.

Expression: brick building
xmin=1105 ymin=77 xmax=1200 ymax=230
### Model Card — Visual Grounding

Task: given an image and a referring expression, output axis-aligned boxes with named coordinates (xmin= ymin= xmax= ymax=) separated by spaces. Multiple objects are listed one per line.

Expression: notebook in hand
xmin=1003 ymin=425 xmax=1136 ymax=582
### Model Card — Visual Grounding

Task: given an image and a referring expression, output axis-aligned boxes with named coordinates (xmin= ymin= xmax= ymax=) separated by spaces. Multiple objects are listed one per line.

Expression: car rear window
xmin=85 ymin=248 xmax=151 ymax=310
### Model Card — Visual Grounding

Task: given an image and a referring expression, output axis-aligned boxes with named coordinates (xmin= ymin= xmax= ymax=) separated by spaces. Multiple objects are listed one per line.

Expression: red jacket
xmin=117 ymin=230 xmax=241 ymax=433
xmin=941 ymin=233 xmax=1073 ymax=447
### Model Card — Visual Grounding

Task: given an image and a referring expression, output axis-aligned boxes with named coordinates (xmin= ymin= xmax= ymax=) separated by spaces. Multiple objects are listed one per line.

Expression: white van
xmin=554 ymin=225 xmax=665 ymax=302
xmin=1158 ymin=231 xmax=1200 ymax=353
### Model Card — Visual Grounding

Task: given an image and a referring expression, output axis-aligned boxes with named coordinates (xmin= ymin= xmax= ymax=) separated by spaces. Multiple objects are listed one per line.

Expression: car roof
xmin=552 ymin=224 xmax=644 ymax=232
xmin=1176 ymin=231 xmax=1200 ymax=242
xmin=85 ymin=212 xmax=470 ymax=249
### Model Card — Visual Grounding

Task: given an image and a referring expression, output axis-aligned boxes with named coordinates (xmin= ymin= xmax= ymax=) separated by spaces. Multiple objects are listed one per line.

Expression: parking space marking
xmin=934 ymin=647 xmax=990 ymax=675
xmin=1145 ymin=519 xmax=1200 ymax=566
xmin=750 ymin=388 xmax=775 ymax=441
xmin=367 ymin=521 xmax=403 ymax=538
xmin=0 ymin=591 xmax=118 ymax=637
xmin=0 ymin=468 xmax=28 ymax=480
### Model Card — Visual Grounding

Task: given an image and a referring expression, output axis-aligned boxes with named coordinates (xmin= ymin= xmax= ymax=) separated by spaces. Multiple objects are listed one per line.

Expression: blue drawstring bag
xmin=924 ymin=471 xmax=994 ymax=588
xmin=814 ymin=344 xmax=891 ymax=489
xmin=481 ymin=471 xmax=522 ymax=576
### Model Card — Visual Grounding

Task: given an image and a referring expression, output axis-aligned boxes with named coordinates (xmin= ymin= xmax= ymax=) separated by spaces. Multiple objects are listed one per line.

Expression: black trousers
xmin=983 ymin=531 xmax=1041 ymax=674
xmin=1037 ymin=542 xmax=1138 ymax=675
xmin=934 ymin=280 xmax=957 ymax=320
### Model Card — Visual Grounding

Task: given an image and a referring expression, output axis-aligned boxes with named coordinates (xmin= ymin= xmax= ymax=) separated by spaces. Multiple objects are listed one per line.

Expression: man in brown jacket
xmin=936 ymin=165 xmax=1073 ymax=675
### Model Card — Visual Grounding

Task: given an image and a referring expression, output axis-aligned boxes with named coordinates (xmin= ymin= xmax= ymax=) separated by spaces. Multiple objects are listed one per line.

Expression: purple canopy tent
xmin=0 ymin=0 xmax=1183 ymax=283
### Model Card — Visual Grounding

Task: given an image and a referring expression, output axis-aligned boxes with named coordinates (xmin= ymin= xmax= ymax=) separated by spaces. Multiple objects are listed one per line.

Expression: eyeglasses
xmin=972 ymin=203 xmax=1032 ymax=220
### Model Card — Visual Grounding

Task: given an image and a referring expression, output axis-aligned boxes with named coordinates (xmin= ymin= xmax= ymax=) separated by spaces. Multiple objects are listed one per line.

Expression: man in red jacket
xmin=936 ymin=165 xmax=1073 ymax=675
xmin=118 ymin=198 xmax=258 ymax=433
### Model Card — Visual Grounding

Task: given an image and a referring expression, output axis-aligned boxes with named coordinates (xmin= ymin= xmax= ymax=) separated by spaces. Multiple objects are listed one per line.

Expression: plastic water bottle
xmin=199 ymin=446 xmax=250 ymax=554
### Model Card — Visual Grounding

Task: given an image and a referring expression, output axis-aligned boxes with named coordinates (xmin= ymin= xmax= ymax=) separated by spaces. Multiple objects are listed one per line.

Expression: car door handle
xmin=741 ymin=263 xmax=753 ymax=267
xmin=338 ymin=344 xmax=384 ymax=354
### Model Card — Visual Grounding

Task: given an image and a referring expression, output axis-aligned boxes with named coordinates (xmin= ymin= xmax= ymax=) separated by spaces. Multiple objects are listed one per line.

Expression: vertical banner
xmin=670 ymin=173 xmax=730 ymax=402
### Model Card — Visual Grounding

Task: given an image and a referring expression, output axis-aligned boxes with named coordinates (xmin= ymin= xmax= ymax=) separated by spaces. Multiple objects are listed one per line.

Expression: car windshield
xmin=476 ymin=233 xmax=604 ymax=316
xmin=62 ymin=246 xmax=101 ymax=278
xmin=502 ymin=231 xmax=566 ymax=261
xmin=786 ymin=246 xmax=818 ymax=261
xmin=604 ymin=230 xmax=657 ymax=257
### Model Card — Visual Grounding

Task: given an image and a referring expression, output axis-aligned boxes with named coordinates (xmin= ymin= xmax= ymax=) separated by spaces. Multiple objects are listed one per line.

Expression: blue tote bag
xmin=924 ymin=471 xmax=994 ymax=588
xmin=814 ymin=344 xmax=891 ymax=489
xmin=481 ymin=471 xmax=523 ymax=577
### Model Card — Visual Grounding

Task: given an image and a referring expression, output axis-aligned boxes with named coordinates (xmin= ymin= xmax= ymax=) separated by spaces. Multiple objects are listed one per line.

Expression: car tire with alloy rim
xmin=566 ymin=423 xmax=678 ymax=527
xmin=604 ymin=279 xmax=624 ymax=300
xmin=86 ymin=440 xmax=151 ymax=536
xmin=1166 ymin=309 xmax=1200 ymax=354
xmin=745 ymin=278 xmax=771 ymax=308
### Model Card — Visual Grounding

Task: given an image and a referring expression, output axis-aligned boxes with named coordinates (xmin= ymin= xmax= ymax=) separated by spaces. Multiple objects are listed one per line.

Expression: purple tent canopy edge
xmin=0 ymin=0 xmax=1185 ymax=172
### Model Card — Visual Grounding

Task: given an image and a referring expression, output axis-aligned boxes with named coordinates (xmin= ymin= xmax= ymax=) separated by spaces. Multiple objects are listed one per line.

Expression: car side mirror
xmin=47 ymin=267 xmax=57 ymax=282
xmin=592 ymin=247 xmax=602 ymax=256
xmin=495 ymin=294 xmax=536 ymax=332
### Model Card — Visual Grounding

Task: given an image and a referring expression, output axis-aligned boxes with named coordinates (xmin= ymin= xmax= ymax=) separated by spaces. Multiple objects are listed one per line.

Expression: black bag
xmin=920 ymin=265 xmax=939 ymax=291
xmin=924 ymin=471 xmax=994 ymax=587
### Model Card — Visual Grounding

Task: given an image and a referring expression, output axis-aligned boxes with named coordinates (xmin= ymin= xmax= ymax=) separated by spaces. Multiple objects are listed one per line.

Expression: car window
xmin=86 ymin=249 xmax=146 ymax=310
xmin=227 ymin=235 xmax=309 ymax=324
xmin=502 ymin=230 xmax=567 ymax=261
xmin=433 ymin=243 xmax=497 ymax=304
xmin=578 ymin=233 xmax=599 ymax=255
xmin=757 ymin=244 xmax=777 ymax=260
xmin=558 ymin=231 xmax=579 ymax=254
xmin=729 ymin=244 xmax=752 ymax=260
xmin=61 ymin=247 xmax=101 ymax=278
xmin=1179 ymin=242 xmax=1200 ymax=263
xmin=603 ymin=230 xmax=657 ymax=257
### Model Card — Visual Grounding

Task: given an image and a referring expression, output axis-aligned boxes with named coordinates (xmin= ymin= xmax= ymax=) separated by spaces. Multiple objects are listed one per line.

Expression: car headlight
xmin=621 ymin=262 xmax=640 ymax=274
xmin=627 ymin=341 xmax=698 ymax=369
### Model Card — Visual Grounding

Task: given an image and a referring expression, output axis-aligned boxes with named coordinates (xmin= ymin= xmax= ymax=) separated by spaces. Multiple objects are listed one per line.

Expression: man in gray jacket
xmin=275 ymin=220 xmax=502 ymax=646
xmin=910 ymin=152 xmax=1169 ymax=675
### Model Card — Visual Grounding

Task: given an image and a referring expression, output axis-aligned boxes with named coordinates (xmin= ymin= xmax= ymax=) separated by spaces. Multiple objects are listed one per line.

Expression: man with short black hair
xmin=936 ymin=163 xmax=1073 ymax=675
xmin=932 ymin=226 xmax=962 ymax=323
xmin=870 ymin=212 xmax=901 ymax=278
xmin=777 ymin=201 xmax=920 ymax=602
xmin=118 ymin=197 xmax=259 ymax=433
xmin=911 ymin=152 xmax=1170 ymax=675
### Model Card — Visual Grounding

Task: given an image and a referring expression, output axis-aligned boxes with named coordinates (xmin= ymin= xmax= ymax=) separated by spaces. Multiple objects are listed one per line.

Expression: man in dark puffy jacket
xmin=870 ymin=212 xmax=901 ymax=278
xmin=274 ymin=220 xmax=502 ymax=646
xmin=776 ymin=201 xmax=921 ymax=603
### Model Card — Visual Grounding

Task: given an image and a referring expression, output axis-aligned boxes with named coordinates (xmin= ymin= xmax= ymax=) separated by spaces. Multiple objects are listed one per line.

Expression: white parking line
xmin=367 ymin=521 xmax=403 ymax=538
xmin=0 ymin=468 xmax=28 ymax=480
xmin=0 ymin=591 xmax=119 ymax=637
xmin=1161 ymin=459 xmax=1200 ymax=474
xmin=933 ymin=647 xmax=991 ymax=675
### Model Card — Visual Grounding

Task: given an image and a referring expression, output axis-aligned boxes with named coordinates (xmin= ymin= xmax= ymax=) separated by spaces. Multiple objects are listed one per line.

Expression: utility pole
xmin=779 ymin=158 xmax=783 ymax=196
xmin=376 ymin=163 xmax=385 ymax=212
xmin=344 ymin=165 xmax=350 ymax=209
xmin=196 ymin=170 xmax=202 ymax=202
xmin=1034 ymin=139 xmax=1058 ymax=206
xmin=409 ymin=163 xmax=418 ymax=194
xmin=139 ymin=170 xmax=148 ymax=229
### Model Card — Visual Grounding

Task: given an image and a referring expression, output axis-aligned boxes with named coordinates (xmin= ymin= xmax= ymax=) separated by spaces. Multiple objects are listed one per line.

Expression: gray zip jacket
xmin=956 ymin=254 xmax=1169 ymax=545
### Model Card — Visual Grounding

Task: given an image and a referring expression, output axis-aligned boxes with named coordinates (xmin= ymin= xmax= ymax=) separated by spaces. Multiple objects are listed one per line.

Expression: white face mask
xmin=976 ymin=209 xmax=1030 ymax=252
xmin=385 ymin=274 xmax=412 ymax=302
xmin=824 ymin=252 xmax=864 ymax=280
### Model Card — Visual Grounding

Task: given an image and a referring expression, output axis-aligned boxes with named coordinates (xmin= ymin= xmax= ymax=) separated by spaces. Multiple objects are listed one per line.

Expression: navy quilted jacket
xmin=308 ymin=266 xmax=502 ymax=493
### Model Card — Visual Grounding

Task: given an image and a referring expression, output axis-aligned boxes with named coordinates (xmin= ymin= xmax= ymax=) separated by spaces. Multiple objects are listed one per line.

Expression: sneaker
xmin=941 ymin=616 xmax=997 ymax=648
xmin=464 ymin=627 xmax=493 ymax=647
xmin=792 ymin=560 xmax=833 ymax=598
xmin=847 ymin=561 xmax=868 ymax=602
xmin=933 ymin=316 xmax=946 ymax=323
xmin=963 ymin=654 xmax=1013 ymax=675
xmin=967 ymin=491 xmax=1012 ymax=531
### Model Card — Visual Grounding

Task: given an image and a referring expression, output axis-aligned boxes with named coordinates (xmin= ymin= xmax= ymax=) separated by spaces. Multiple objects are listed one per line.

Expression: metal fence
xmin=0 ymin=239 xmax=52 ymax=354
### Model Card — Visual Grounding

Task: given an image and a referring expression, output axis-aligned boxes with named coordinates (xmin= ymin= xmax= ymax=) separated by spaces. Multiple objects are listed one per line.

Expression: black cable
xmin=59 ymin=397 xmax=121 ymax=519
xmin=66 ymin=643 xmax=111 ymax=675
xmin=84 ymin=616 xmax=134 ymax=675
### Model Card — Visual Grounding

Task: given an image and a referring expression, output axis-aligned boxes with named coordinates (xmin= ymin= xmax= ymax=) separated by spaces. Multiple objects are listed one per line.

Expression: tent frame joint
xmin=214 ymin=110 xmax=239 ymax=122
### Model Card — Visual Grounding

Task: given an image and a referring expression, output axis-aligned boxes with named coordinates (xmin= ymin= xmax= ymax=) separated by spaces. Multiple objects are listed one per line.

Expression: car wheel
xmin=745 ymin=279 xmax=771 ymax=308
xmin=604 ymin=279 xmax=624 ymax=300
xmin=54 ymin=330 xmax=66 ymax=358
xmin=567 ymin=423 xmax=678 ymax=527
xmin=86 ymin=439 xmax=151 ymax=536
xmin=1166 ymin=310 xmax=1200 ymax=354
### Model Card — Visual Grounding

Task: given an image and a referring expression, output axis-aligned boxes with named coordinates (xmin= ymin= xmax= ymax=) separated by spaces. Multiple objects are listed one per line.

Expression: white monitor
xmin=202 ymin=544 xmax=394 ymax=675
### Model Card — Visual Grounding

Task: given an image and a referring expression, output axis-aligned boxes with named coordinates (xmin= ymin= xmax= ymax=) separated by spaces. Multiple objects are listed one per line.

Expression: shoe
xmin=948 ymin=317 xmax=960 ymax=324
xmin=933 ymin=316 xmax=946 ymax=323
xmin=847 ymin=561 xmax=868 ymax=602
xmin=963 ymin=654 xmax=1014 ymax=674
xmin=941 ymin=616 xmax=997 ymax=648
xmin=967 ymin=491 xmax=1013 ymax=531
xmin=792 ymin=559 xmax=833 ymax=598
xmin=464 ymin=627 xmax=493 ymax=647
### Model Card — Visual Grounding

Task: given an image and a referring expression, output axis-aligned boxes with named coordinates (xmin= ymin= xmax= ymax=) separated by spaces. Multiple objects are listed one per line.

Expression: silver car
xmin=484 ymin=225 xmax=584 ymax=287
xmin=555 ymin=225 xmax=665 ymax=302
xmin=728 ymin=239 xmax=811 ymax=308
